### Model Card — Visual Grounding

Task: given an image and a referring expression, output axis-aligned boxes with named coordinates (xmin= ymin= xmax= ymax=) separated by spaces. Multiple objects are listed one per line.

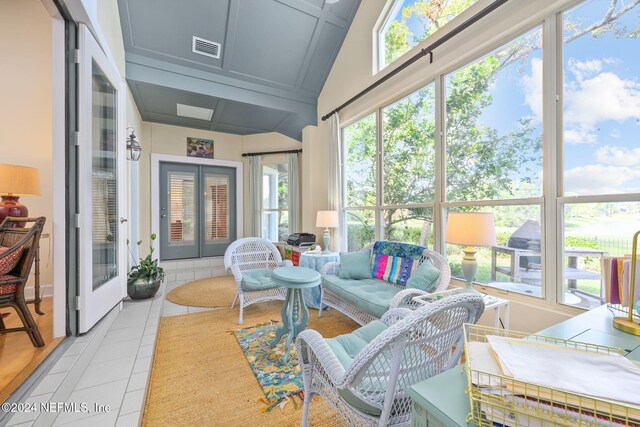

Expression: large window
xmin=444 ymin=26 xmax=544 ymax=298
xmin=262 ymin=163 xmax=289 ymax=242
xmin=345 ymin=0 xmax=640 ymax=310
xmin=344 ymin=84 xmax=436 ymax=251
xmin=378 ymin=0 xmax=479 ymax=70
xmin=559 ymin=0 xmax=640 ymax=307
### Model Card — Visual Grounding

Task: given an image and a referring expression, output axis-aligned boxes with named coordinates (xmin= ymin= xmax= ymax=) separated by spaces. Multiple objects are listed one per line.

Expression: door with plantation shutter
xmin=201 ymin=166 xmax=236 ymax=257
xmin=159 ymin=163 xmax=236 ymax=260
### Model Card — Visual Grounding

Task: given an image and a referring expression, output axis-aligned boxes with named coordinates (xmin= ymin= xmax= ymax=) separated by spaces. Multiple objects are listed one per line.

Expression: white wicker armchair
xmin=223 ymin=238 xmax=293 ymax=324
xmin=296 ymin=293 xmax=485 ymax=427
xmin=319 ymin=244 xmax=452 ymax=325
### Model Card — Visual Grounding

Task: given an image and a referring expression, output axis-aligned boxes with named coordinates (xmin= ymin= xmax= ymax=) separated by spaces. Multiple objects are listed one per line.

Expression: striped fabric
xmin=370 ymin=241 xmax=426 ymax=286
xmin=371 ymin=254 xmax=418 ymax=285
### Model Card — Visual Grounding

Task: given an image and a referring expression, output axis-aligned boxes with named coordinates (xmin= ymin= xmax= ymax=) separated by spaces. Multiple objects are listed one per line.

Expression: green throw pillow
xmin=406 ymin=259 xmax=441 ymax=292
xmin=339 ymin=249 xmax=372 ymax=280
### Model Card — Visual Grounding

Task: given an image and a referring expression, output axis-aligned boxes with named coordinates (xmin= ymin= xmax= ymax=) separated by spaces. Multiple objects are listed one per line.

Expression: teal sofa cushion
xmin=339 ymin=249 xmax=372 ymax=280
xmin=405 ymin=259 xmax=440 ymax=292
xmin=322 ymin=276 xmax=401 ymax=318
xmin=326 ymin=320 xmax=388 ymax=416
xmin=241 ymin=268 xmax=280 ymax=292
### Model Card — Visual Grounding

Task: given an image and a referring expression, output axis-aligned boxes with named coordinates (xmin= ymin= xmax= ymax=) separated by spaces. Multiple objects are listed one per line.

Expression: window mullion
xmin=376 ymin=107 xmax=383 ymax=241
xmin=434 ymin=73 xmax=445 ymax=254
xmin=542 ymin=12 xmax=559 ymax=305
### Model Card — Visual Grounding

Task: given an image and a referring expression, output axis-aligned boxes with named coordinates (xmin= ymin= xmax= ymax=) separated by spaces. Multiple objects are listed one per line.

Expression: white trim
xmin=60 ymin=0 xmax=120 ymax=73
xmin=559 ymin=193 xmax=640 ymax=204
xmin=43 ymin=0 xmax=67 ymax=338
xmin=77 ymin=24 xmax=127 ymax=333
xmin=150 ymin=153 xmax=244 ymax=259
xmin=542 ymin=13 xmax=559 ymax=305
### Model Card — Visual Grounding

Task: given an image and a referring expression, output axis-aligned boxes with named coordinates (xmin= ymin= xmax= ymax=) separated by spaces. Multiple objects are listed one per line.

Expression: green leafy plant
xmin=127 ymin=233 xmax=165 ymax=285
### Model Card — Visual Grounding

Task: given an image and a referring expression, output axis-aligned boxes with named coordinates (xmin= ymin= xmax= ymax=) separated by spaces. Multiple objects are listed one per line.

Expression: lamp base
xmin=461 ymin=247 xmax=479 ymax=293
xmin=612 ymin=317 xmax=640 ymax=336
xmin=323 ymin=229 xmax=331 ymax=254
xmin=0 ymin=196 xmax=28 ymax=228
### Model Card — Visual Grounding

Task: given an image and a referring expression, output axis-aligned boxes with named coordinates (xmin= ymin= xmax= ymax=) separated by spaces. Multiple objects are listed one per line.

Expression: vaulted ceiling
xmin=118 ymin=0 xmax=360 ymax=141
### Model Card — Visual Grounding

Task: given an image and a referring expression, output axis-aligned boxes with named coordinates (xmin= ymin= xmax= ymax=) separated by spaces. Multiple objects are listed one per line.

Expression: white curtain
xmin=287 ymin=152 xmax=300 ymax=234
xmin=328 ymin=114 xmax=345 ymax=250
xmin=247 ymin=155 xmax=262 ymax=237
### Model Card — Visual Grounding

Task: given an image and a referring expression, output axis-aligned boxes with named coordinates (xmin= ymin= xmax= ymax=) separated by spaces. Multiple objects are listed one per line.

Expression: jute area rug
xmin=142 ymin=301 xmax=359 ymax=426
xmin=166 ymin=275 xmax=238 ymax=308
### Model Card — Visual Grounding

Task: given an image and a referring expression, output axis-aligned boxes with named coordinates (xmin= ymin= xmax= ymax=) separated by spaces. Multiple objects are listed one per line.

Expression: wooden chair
xmin=0 ymin=216 xmax=46 ymax=347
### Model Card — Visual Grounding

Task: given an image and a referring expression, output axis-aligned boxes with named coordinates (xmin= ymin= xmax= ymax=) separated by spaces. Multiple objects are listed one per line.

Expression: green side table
xmin=269 ymin=266 xmax=321 ymax=363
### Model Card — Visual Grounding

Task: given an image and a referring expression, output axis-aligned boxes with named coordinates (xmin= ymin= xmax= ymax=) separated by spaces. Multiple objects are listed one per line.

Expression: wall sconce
xmin=126 ymin=128 xmax=142 ymax=161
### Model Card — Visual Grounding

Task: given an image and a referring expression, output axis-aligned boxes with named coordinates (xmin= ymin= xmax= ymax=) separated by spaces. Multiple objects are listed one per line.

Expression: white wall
xmin=0 ymin=0 xmax=54 ymax=290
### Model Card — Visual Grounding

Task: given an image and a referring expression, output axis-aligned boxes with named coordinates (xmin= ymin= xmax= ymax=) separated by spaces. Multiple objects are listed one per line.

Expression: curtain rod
xmin=321 ymin=0 xmax=509 ymax=122
xmin=242 ymin=149 xmax=302 ymax=157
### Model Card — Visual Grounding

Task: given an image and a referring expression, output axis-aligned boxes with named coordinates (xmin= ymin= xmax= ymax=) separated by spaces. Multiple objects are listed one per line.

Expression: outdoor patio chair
xmin=0 ymin=216 xmax=46 ymax=347
xmin=296 ymin=293 xmax=485 ymax=427
xmin=224 ymin=237 xmax=293 ymax=324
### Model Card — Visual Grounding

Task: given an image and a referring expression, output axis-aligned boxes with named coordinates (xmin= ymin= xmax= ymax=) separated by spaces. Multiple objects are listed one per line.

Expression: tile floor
xmin=5 ymin=257 xmax=228 ymax=427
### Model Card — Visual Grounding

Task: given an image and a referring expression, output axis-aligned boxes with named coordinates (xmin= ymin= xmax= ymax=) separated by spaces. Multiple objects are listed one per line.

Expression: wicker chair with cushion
xmin=296 ymin=293 xmax=484 ymax=427
xmin=224 ymin=237 xmax=293 ymax=324
xmin=0 ymin=216 xmax=46 ymax=347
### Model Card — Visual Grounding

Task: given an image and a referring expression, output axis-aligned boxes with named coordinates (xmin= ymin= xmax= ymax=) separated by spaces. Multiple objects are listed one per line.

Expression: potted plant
xmin=127 ymin=233 xmax=165 ymax=300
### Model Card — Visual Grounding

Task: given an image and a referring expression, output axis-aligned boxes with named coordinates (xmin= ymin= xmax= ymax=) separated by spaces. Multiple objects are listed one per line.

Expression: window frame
xmin=260 ymin=162 xmax=290 ymax=243
xmin=344 ymin=0 xmax=640 ymax=311
xmin=343 ymin=82 xmax=439 ymax=251
xmin=373 ymin=0 xmax=492 ymax=73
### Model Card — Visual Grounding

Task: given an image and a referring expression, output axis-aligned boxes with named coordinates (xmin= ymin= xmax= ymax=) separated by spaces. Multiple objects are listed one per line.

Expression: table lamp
xmin=445 ymin=212 xmax=496 ymax=293
xmin=0 ymin=164 xmax=41 ymax=227
xmin=316 ymin=211 xmax=338 ymax=253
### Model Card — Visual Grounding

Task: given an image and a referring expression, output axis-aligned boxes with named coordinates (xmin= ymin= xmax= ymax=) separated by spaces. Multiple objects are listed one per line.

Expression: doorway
xmin=152 ymin=155 xmax=243 ymax=261
xmin=0 ymin=0 xmax=66 ymax=402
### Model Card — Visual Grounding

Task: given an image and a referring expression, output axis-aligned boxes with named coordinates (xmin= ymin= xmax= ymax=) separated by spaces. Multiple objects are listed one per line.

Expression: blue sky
xmin=393 ymin=0 xmax=640 ymax=197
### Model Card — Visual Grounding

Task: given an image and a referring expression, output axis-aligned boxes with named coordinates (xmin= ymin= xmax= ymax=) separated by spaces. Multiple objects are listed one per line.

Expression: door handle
xmin=120 ymin=217 xmax=128 ymax=223
xmin=161 ymin=214 xmax=167 ymax=218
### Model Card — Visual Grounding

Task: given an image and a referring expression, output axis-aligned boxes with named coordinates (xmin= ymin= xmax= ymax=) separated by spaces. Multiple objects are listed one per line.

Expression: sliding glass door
xmin=159 ymin=162 xmax=236 ymax=260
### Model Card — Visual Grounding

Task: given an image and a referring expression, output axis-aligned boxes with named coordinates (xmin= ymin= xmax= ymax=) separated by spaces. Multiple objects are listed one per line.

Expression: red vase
xmin=0 ymin=196 xmax=28 ymax=228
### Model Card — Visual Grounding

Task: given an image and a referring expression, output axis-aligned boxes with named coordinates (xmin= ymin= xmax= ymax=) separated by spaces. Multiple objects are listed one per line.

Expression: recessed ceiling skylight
xmin=177 ymin=103 xmax=214 ymax=121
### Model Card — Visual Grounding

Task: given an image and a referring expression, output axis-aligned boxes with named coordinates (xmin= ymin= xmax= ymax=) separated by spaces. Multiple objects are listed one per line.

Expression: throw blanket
xmin=370 ymin=241 xmax=425 ymax=286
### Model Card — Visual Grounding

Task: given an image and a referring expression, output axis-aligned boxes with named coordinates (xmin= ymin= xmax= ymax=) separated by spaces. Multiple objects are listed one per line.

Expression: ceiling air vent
xmin=192 ymin=36 xmax=221 ymax=59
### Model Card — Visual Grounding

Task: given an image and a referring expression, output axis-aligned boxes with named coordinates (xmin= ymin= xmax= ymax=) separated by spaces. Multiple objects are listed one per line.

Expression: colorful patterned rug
xmin=234 ymin=322 xmax=304 ymax=411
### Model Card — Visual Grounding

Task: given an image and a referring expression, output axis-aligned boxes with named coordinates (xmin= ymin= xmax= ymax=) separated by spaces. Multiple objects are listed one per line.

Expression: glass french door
xmin=77 ymin=24 xmax=126 ymax=333
xmin=160 ymin=162 xmax=236 ymax=260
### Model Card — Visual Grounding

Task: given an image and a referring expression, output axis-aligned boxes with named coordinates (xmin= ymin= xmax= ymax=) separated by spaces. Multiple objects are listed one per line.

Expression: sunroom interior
xmin=1 ymin=0 xmax=639 ymax=426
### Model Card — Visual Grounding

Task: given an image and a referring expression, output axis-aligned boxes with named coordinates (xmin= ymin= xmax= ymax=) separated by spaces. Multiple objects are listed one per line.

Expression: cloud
xmin=564 ymin=127 xmax=597 ymax=145
xmin=567 ymin=58 xmax=602 ymax=81
xmin=521 ymin=58 xmax=543 ymax=124
xmin=561 ymin=58 xmax=640 ymax=145
xmin=596 ymin=145 xmax=640 ymax=167
xmin=564 ymin=164 xmax=640 ymax=195
xmin=565 ymin=71 xmax=640 ymax=127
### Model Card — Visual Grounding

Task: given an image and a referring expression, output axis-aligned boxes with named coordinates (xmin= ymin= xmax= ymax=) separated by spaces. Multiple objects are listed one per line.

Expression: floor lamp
xmin=445 ymin=212 xmax=496 ymax=293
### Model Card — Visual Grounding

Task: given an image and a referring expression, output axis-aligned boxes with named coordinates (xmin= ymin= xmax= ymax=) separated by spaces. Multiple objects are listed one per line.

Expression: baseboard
xmin=23 ymin=284 xmax=54 ymax=299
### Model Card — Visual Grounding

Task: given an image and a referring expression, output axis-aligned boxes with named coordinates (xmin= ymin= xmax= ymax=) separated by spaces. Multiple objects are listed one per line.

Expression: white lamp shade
xmin=316 ymin=210 xmax=339 ymax=228
xmin=445 ymin=212 xmax=496 ymax=247
xmin=0 ymin=164 xmax=41 ymax=196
